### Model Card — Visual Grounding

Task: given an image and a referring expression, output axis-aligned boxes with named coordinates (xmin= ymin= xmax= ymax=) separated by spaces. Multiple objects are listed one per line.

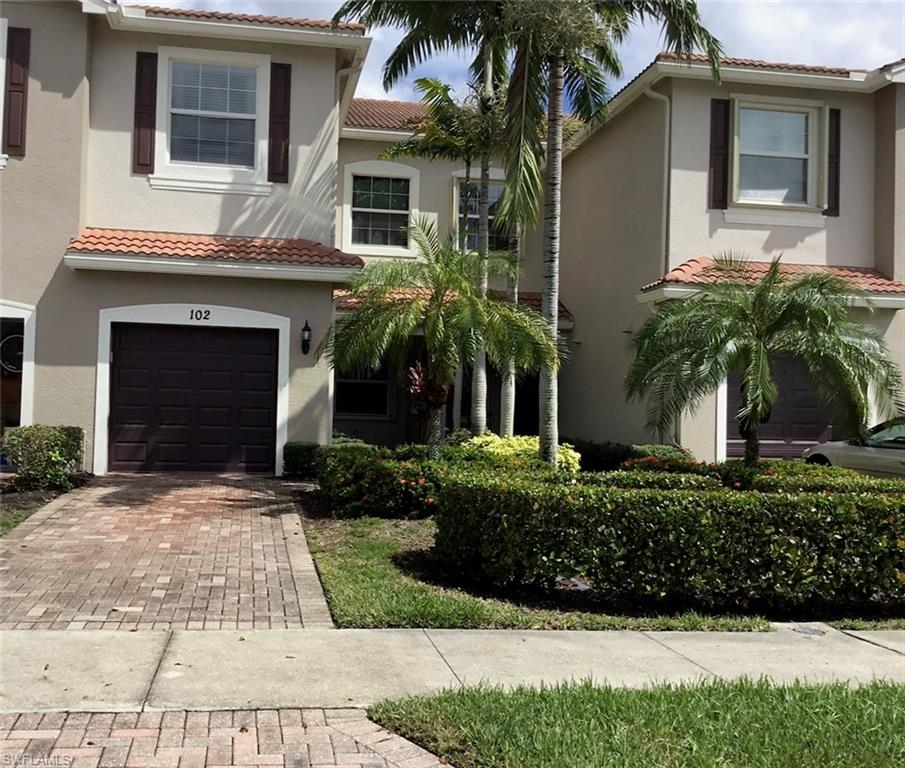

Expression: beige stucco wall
xmin=668 ymin=78 xmax=876 ymax=269
xmin=35 ymin=271 xmax=336 ymax=466
xmin=526 ymin=92 xmax=667 ymax=444
xmin=85 ymin=20 xmax=340 ymax=243
xmin=874 ymin=83 xmax=905 ymax=282
xmin=0 ymin=1 xmax=89 ymax=307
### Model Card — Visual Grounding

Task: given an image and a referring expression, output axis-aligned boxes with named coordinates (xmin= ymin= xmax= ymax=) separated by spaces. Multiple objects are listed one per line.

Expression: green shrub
xmin=317 ymin=443 xmax=442 ymax=518
xmin=283 ymin=442 xmax=321 ymax=479
xmin=620 ymin=454 xmax=713 ymax=475
xmin=466 ymin=434 xmax=581 ymax=478
xmin=582 ymin=470 xmax=722 ymax=491
xmin=1 ymin=425 xmax=84 ymax=489
xmin=435 ymin=470 xmax=905 ymax=609
xmin=563 ymin=438 xmax=691 ymax=472
xmin=633 ymin=443 xmax=692 ymax=461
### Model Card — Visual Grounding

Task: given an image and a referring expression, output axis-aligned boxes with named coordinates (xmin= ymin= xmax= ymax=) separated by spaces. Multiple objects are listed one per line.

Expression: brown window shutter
xmin=132 ymin=52 xmax=158 ymax=175
xmin=3 ymin=27 xmax=31 ymax=157
xmin=708 ymin=98 xmax=731 ymax=210
xmin=268 ymin=63 xmax=291 ymax=183
xmin=823 ymin=108 xmax=840 ymax=217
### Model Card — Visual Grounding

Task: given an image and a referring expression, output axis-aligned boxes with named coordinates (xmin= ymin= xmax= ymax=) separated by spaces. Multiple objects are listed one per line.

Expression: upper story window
xmin=342 ymin=160 xmax=420 ymax=257
xmin=458 ymin=181 xmax=514 ymax=251
xmin=169 ymin=62 xmax=256 ymax=168
xmin=151 ymin=47 xmax=271 ymax=196
xmin=732 ymin=101 xmax=818 ymax=209
xmin=352 ymin=176 xmax=410 ymax=247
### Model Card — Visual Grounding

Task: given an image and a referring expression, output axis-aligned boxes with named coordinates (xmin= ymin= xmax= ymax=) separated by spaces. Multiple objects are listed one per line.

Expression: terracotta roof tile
xmin=642 ymin=256 xmax=905 ymax=295
xmin=69 ymin=228 xmax=363 ymax=268
xmin=334 ymin=287 xmax=573 ymax=321
xmin=130 ymin=5 xmax=365 ymax=33
xmin=655 ymin=52 xmax=852 ymax=76
xmin=346 ymin=99 xmax=427 ymax=130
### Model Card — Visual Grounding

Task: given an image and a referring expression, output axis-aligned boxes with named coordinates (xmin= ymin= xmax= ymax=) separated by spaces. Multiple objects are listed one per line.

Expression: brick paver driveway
xmin=0 ymin=709 xmax=447 ymax=768
xmin=0 ymin=475 xmax=332 ymax=630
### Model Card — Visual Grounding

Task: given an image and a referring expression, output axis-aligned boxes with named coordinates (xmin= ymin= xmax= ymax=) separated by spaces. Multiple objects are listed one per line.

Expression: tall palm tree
xmin=499 ymin=0 xmax=721 ymax=465
xmin=335 ymin=1 xmax=509 ymax=436
xmin=321 ymin=217 xmax=558 ymax=458
xmin=626 ymin=256 xmax=903 ymax=466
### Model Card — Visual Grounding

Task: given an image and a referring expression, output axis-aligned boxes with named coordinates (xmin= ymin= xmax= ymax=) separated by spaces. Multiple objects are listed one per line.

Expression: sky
xmin=150 ymin=0 xmax=905 ymax=101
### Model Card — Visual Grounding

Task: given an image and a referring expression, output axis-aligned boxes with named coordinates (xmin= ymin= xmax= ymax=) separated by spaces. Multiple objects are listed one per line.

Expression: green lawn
xmin=303 ymin=515 xmax=768 ymax=630
xmin=830 ymin=618 xmax=905 ymax=631
xmin=0 ymin=487 xmax=62 ymax=535
xmin=371 ymin=680 xmax=905 ymax=768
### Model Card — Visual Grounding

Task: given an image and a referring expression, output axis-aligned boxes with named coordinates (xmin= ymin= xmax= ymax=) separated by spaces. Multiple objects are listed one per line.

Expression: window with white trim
xmin=457 ymin=180 xmax=514 ymax=251
xmin=734 ymin=103 xmax=817 ymax=207
xmin=151 ymin=47 xmax=271 ymax=195
xmin=351 ymin=176 xmax=410 ymax=247
xmin=169 ymin=61 xmax=257 ymax=167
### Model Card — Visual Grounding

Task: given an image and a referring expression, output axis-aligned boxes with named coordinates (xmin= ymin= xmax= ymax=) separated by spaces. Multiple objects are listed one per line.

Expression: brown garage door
xmin=109 ymin=323 xmax=277 ymax=472
xmin=726 ymin=357 xmax=833 ymax=459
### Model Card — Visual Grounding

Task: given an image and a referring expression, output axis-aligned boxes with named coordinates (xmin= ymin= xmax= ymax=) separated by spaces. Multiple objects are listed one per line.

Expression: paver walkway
xmin=0 ymin=709 xmax=445 ymax=768
xmin=0 ymin=476 xmax=332 ymax=630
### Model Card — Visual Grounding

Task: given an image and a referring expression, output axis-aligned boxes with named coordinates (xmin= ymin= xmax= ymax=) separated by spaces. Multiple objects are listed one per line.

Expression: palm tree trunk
xmin=452 ymin=365 xmax=463 ymax=430
xmin=539 ymin=52 xmax=564 ymax=466
xmin=500 ymin=231 xmax=520 ymax=437
xmin=741 ymin=421 xmax=760 ymax=467
xmin=471 ymin=157 xmax=490 ymax=435
xmin=459 ymin=165 xmax=471 ymax=253
xmin=471 ymin=39 xmax=494 ymax=436
xmin=427 ymin=407 xmax=446 ymax=460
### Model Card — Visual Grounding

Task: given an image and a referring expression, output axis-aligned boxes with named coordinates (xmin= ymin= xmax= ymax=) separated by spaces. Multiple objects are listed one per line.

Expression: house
xmin=1 ymin=1 xmax=902 ymax=474
xmin=517 ymin=52 xmax=905 ymax=461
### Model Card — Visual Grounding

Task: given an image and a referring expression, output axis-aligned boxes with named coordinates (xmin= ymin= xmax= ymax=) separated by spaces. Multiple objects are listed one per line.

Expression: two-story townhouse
xmin=1 ymin=1 xmax=371 ymax=475
xmin=517 ymin=53 xmax=905 ymax=461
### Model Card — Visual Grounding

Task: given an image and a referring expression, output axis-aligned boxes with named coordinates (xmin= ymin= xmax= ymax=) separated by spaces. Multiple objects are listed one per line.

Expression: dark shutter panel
xmin=708 ymin=98 xmax=731 ymax=210
xmin=132 ymin=52 xmax=158 ymax=175
xmin=823 ymin=108 xmax=840 ymax=217
xmin=3 ymin=27 xmax=31 ymax=157
xmin=268 ymin=63 xmax=291 ymax=183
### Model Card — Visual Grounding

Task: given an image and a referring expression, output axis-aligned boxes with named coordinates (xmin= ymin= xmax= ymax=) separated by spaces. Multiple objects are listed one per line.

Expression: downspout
xmin=643 ymin=87 xmax=677 ymax=444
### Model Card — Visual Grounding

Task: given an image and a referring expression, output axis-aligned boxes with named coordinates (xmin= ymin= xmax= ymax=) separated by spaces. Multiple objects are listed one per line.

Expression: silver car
xmin=802 ymin=417 xmax=905 ymax=476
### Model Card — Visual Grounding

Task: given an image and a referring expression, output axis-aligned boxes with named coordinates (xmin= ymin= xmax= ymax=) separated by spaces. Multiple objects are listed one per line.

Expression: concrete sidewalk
xmin=2 ymin=624 xmax=902 ymax=712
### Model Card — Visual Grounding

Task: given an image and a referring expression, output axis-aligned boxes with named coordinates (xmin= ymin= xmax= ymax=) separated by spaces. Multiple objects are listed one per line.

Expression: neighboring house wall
xmin=668 ymin=78 xmax=876 ymax=269
xmin=875 ymin=83 xmax=905 ymax=282
xmin=85 ymin=21 xmax=340 ymax=242
xmin=533 ymin=93 xmax=667 ymax=444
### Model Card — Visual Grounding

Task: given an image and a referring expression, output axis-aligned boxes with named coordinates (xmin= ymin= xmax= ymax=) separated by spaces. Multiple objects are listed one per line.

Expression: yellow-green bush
xmin=466 ymin=434 xmax=581 ymax=478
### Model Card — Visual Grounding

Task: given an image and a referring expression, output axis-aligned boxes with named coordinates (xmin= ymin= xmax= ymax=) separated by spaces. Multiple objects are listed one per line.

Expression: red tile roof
xmin=346 ymin=99 xmax=427 ymax=130
xmin=655 ymin=52 xmax=852 ymax=76
xmin=69 ymin=228 xmax=363 ymax=268
xmin=335 ymin=288 xmax=573 ymax=321
xmin=642 ymin=256 xmax=905 ymax=295
xmin=129 ymin=5 xmax=365 ymax=33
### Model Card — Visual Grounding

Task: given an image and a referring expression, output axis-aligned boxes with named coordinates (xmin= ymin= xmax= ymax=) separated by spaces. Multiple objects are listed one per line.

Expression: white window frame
xmin=451 ymin=167 xmax=508 ymax=249
xmin=342 ymin=160 xmax=420 ymax=258
xmin=0 ymin=17 xmax=8 ymax=171
xmin=150 ymin=46 xmax=272 ymax=196
xmin=731 ymin=96 xmax=822 ymax=211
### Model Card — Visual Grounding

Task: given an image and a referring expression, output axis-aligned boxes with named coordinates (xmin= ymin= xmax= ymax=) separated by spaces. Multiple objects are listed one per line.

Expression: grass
xmin=830 ymin=618 xmax=905 ymax=631
xmin=0 ymin=486 xmax=62 ymax=535
xmin=371 ymin=679 xmax=905 ymax=768
xmin=303 ymin=515 xmax=769 ymax=631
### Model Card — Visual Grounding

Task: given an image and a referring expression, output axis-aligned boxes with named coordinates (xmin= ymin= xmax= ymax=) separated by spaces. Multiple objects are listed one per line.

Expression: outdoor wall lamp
xmin=301 ymin=320 xmax=312 ymax=355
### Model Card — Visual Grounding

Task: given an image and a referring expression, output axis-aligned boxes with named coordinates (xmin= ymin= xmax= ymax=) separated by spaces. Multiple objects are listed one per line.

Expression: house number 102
xmin=189 ymin=309 xmax=211 ymax=321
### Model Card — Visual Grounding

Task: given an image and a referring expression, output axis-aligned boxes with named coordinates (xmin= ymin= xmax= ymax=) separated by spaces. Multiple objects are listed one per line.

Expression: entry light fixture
xmin=301 ymin=320 xmax=312 ymax=355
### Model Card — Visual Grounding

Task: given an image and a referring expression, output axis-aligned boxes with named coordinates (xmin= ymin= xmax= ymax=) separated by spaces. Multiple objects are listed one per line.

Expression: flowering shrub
xmin=465 ymin=433 xmax=581 ymax=478
xmin=1 ymin=425 xmax=83 ymax=489
xmin=619 ymin=454 xmax=714 ymax=476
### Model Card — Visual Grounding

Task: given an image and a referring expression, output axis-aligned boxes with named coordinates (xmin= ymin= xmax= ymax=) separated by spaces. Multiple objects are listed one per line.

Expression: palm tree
xmin=625 ymin=256 xmax=903 ymax=466
xmin=335 ymin=1 xmax=509 ymax=436
xmin=320 ymin=217 xmax=558 ymax=458
xmin=499 ymin=0 xmax=721 ymax=465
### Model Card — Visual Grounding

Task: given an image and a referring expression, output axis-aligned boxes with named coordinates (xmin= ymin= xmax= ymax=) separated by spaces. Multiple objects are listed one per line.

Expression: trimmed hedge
xmin=283 ymin=442 xmax=321 ymax=479
xmin=1 ymin=425 xmax=84 ymax=489
xmin=565 ymin=438 xmax=691 ymax=472
xmin=582 ymin=470 xmax=721 ymax=491
xmin=435 ymin=469 xmax=905 ymax=609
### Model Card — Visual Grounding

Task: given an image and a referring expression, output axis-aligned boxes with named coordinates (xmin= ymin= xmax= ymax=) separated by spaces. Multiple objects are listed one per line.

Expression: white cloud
xmin=146 ymin=0 xmax=905 ymax=99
